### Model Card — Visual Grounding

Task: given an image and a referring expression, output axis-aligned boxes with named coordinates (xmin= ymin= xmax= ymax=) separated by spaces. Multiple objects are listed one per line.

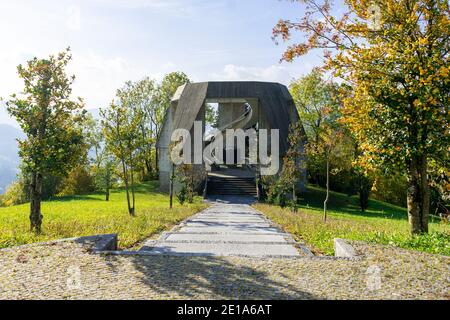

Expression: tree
xmin=6 ymin=48 xmax=87 ymax=233
xmin=274 ymin=0 xmax=449 ymax=234
xmin=289 ymin=69 xmax=339 ymax=147
xmin=289 ymin=70 xmax=342 ymax=185
xmin=279 ymin=121 xmax=307 ymax=212
xmin=310 ymin=123 xmax=349 ymax=222
xmin=117 ymin=78 xmax=157 ymax=179
xmin=84 ymin=115 xmax=116 ymax=201
xmin=101 ymin=100 xmax=141 ymax=216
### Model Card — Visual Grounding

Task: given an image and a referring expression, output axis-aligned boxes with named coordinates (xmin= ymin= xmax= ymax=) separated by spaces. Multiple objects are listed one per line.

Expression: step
xmin=184 ymin=221 xmax=272 ymax=227
xmin=141 ymin=242 xmax=300 ymax=257
xmin=163 ymin=232 xmax=290 ymax=243
xmin=178 ymin=225 xmax=282 ymax=234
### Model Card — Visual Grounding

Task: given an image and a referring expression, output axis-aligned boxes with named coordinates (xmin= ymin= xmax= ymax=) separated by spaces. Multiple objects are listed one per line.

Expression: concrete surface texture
xmin=140 ymin=199 xmax=306 ymax=257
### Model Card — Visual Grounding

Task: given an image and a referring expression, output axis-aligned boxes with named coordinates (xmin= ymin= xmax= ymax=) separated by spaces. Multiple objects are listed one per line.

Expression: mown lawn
xmin=254 ymin=185 xmax=450 ymax=256
xmin=0 ymin=181 xmax=207 ymax=249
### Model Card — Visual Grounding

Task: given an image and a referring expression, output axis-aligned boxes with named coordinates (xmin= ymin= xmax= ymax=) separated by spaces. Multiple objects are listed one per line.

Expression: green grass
xmin=254 ymin=185 xmax=450 ymax=256
xmin=0 ymin=181 xmax=207 ymax=249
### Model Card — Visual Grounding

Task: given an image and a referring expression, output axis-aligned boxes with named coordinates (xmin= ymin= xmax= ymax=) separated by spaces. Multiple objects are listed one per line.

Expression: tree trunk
xmin=406 ymin=154 xmax=429 ymax=234
xmin=169 ymin=163 xmax=174 ymax=209
xmin=105 ymin=184 xmax=110 ymax=201
xmin=292 ymin=183 xmax=297 ymax=213
xmin=105 ymin=167 xmax=110 ymax=201
xmin=145 ymin=159 xmax=152 ymax=177
xmin=30 ymin=171 xmax=43 ymax=234
xmin=130 ymin=164 xmax=136 ymax=216
xmin=121 ymin=157 xmax=132 ymax=215
xmin=420 ymin=154 xmax=429 ymax=233
xmin=323 ymin=154 xmax=329 ymax=223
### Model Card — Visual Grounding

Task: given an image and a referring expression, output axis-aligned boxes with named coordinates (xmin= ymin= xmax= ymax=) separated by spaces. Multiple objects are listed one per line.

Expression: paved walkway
xmin=140 ymin=197 xmax=305 ymax=257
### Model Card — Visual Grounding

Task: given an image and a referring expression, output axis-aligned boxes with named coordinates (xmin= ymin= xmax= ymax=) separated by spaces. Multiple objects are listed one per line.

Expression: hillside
xmin=0 ymin=124 xmax=24 ymax=194
xmin=0 ymin=108 xmax=99 ymax=194
xmin=255 ymin=185 xmax=450 ymax=256
xmin=0 ymin=182 xmax=206 ymax=249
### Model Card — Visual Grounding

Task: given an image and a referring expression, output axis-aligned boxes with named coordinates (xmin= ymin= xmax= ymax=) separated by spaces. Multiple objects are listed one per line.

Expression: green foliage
xmin=6 ymin=48 xmax=87 ymax=177
xmin=0 ymin=182 xmax=207 ymax=249
xmin=101 ymin=99 xmax=141 ymax=215
xmin=5 ymin=48 xmax=88 ymax=232
xmin=205 ymin=103 xmax=219 ymax=127
xmin=58 ymin=166 xmax=95 ymax=196
xmin=366 ymin=231 xmax=450 ymax=256
xmin=0 ymin=180 xmax=28 ymax=207
xmin=371 ymin=173 xmax=408 ymax=207
xmin=155 ymin=71 xmax=190 ymax=113
xmin=289 ymin=69 xmax=340 ymax=145
xmin=176 ymin=185 xmax=187 ymax=205
xmin=275 ymin=0 xmax=450 ymax=234
xmin=175 ymin=164 xmax=195 ymax=205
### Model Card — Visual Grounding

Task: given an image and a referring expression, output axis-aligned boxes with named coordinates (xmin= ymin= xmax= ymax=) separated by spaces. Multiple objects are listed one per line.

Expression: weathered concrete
xmin=140 ymin=201 xmax=305 ymax=257
xmin=0 ymin=234 xmax=118 ymax=252
xmin=334 ymin=238 xmax=358 ymax=258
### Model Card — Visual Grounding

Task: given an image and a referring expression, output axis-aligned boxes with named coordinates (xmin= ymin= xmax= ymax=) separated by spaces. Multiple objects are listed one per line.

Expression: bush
xmin=58 ymin=166 xmax=95 ymax=196
xmin=175 ymin=164 xmax=195 ymax=205
xmin=0 ymin=180 xmax=28 ymax=206
xmin=176 ymin=184 xmax=187 ymax=205
xmin=371 ymin=173 xmax=407 ymax=207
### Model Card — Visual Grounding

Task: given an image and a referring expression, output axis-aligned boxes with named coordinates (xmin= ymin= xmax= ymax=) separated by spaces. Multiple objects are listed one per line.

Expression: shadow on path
xmin=103 ymin=254 xmax=318 ymax=299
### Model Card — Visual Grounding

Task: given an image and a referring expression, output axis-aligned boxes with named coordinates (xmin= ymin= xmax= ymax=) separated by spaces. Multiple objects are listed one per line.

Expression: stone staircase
xmin=207 ymin=176 xmax=257 ymax=196
xmin=139 ymin=203 xmax=309 ymax=257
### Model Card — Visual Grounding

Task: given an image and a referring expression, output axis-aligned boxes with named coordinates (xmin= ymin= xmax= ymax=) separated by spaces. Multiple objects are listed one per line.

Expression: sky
xmin=0 ymin=0 xmax=333 ymax=127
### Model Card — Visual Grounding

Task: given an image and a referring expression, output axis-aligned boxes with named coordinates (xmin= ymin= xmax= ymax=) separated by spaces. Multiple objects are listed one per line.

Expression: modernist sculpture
xmin=156 ymin=81 xmax=306 ymax=195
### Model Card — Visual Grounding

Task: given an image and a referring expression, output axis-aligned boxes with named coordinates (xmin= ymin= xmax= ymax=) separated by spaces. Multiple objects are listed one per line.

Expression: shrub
xmin=175 ymin=164 xmax=195 ymax=204
xmin=58 ymin=166 xmax=95 ymax=196
xmin=371 ymin=173 xmax=407 ymax=207
xmin=0 ymin=180 xmax=28 ymax=206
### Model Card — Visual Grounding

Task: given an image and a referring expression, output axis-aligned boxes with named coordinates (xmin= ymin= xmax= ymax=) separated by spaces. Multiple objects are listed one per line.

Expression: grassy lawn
xmin=0 ymin=181 xmax=207 ymax=249
xmin=254 ymin=185 xmax=450 ymax=256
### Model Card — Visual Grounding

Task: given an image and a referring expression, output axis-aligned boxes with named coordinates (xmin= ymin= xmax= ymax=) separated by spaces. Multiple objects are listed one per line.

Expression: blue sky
xmin=0 ymin=0 xmax=333 ymax=127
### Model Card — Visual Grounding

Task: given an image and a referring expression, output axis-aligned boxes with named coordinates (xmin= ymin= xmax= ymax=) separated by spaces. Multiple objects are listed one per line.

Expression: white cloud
xmin=210 ymin=64 xmax=294 ymax=85
xmin=67 ymin=51 xmax=151 ymax=109
xmin=66 ymin=5 xmax=81 ymax=31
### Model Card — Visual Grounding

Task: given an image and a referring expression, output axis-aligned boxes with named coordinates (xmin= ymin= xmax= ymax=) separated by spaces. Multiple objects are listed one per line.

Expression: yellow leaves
xmin=417 ymin=37 xmax=429 ymax=46
xmin=427 ymin=97 xmax=439 ymax=106
xmin=438 ymin=66 xmax=449 ymax=78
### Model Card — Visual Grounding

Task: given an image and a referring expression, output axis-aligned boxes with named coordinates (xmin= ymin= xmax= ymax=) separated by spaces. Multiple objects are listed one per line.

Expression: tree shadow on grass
xmin=299 ymin=186 xmax=409 ymax=221
xmin=103 ymin=254 xmax=319 ymax=299
xmin=49 ymin=194 xmax=104 ymax=202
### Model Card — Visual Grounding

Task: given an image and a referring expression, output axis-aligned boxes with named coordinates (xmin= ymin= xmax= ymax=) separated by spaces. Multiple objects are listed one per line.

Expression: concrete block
xmin=334 ymin=238 xmax=357 ymax=258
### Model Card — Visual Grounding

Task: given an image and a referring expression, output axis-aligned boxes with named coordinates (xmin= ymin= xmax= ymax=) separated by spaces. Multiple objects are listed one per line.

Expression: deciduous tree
xmin=274 ymin=0 xmax=449 ymax=234
xmin=6 ymin=48 xmax=87 ymax=233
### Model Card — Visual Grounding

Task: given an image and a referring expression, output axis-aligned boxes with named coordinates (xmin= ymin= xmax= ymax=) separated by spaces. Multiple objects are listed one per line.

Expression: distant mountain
xmin=0 ymin=109 xmax=99 ymax=194
xmin=0 ymin=124 xmax=24 ymax=194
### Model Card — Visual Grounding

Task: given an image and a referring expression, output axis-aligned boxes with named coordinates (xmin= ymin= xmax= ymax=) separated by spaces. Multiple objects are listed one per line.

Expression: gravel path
xmin=139 ymin=200 xmax=307 ymax=257
xmin=0 ymin=240 xmax=448 ymax=299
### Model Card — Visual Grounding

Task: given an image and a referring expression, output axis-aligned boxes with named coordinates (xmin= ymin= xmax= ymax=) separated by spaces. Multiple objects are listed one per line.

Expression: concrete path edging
xmin=334 ymin=238 xmax=358 ymax=258
xmin=0 ymin=234 xmax=118 ymax=252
